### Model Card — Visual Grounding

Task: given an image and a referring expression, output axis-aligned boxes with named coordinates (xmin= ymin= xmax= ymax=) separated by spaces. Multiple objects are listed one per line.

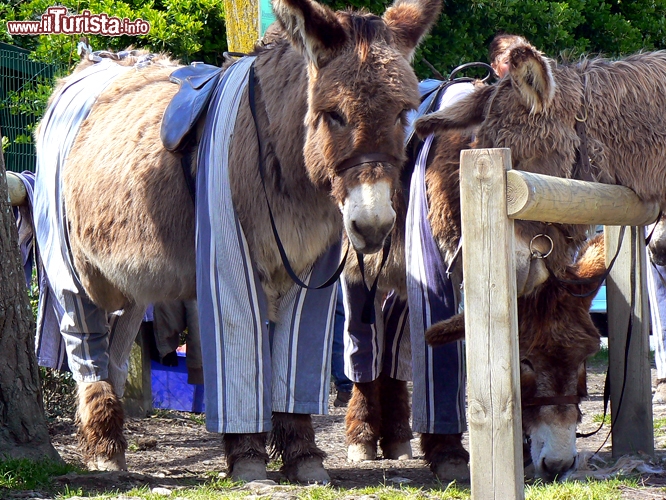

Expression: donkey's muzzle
xmin=343 ymin=178 xmax=396 ymax=255
xmin=350 ymin=218 xmax=395 ymax=254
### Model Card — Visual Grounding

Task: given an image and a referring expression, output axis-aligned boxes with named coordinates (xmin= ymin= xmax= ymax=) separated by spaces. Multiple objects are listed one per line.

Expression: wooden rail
xmin=7 ymin=171 xmax=27 ymax=206
xmin=461 ymin=148 xmax=657 ymax=500
xmin=507 ymin=170 xmax=659 ymax=226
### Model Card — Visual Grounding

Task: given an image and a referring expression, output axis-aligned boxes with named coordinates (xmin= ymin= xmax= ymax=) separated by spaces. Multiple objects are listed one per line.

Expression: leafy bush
xmin=1 ymin=0 xmax=228 ymax=69
xmin=320 ymin=0 xmax=666 ymax=79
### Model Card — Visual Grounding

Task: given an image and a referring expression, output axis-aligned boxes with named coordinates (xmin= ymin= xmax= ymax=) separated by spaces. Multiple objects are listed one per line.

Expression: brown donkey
xmin=414 ymin=39 xmax=666 ymax=276
xmin=342 ymin=119 xmax=590 ymax=481
xmin=36 ymin=0 xmax=442 ymax=482
xmin=426 ymin=235 xmax=605 ymax=481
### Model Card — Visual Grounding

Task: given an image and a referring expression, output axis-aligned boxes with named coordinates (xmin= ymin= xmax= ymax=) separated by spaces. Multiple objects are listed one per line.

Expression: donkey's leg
xmin=77 ymin=380 xmax=127 ymax=470
xmin=379 ymin=295 xmax=412 ymax=459
xmin=55 ymin=288 xmax=132 ymax=471
xmin=270 ymin=412 xmax=328 ymax=483
xmin=420 ymin=433 xmax=469 ymax=482
xmin=379 ymin=374 xmax=413 ymax=459
xmin=345 ymin=380 xmax=381 ymax=461
xmin=223 ymin=433 xmax=269 ymax=481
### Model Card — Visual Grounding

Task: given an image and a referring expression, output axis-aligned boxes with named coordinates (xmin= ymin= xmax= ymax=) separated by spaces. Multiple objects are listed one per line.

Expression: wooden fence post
xmin=460 ymin=148 xmax=523 ymax=500
xmin=604 ymin=226 xmax=654 ymax=457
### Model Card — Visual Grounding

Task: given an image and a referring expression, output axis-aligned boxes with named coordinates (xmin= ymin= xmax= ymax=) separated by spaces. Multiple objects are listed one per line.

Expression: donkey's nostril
xmin=541 ymin=456 xmax=575 ymax=481
xmin=351 ymin=219 xmax=393 ymax=249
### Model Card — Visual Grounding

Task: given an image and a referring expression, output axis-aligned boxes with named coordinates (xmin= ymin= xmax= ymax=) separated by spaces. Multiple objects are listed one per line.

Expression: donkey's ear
xmin=414 ymin=85 xmax=493 ymax=138
xmin=572 ymin=234 xmax=606 ymax=308
xmin=574 ymin=234 xmax=606 ymax=280
xmin=272 ymin=0 xmax=348 ymax=68
xmin=383 ymin=0 xmax=442 ymax=60
xmin=507 ymin=42 xmax=556 ymax=114
xmin=424 ymin=312 xmax=465 ymax=346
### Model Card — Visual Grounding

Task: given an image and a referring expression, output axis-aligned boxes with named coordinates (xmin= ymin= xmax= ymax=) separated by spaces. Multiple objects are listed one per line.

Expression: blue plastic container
xmin=151 ymin=351 xmax=205 ymax=413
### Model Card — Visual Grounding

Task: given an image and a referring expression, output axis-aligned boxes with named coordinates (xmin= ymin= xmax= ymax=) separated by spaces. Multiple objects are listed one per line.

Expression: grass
xmin=654 ymin=417 xmax=666 ymax=438
xmin=592 ymin=413 xmax=609 ymax=424
xmin=525 ymin=478 xmax=635 ymax=500
xmin=0 ymin=458 xmax=645 ymax=500
xmin=0 ymin=458 xmax=79 ymax=491
xmin=588 ymin=346 xmax=609 ymax=368
xmin=189 ymin=413 xmax=206 ymax=425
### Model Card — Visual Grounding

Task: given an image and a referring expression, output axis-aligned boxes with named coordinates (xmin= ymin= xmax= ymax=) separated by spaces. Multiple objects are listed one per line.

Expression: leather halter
xmin=522 ymin=395 xmax=581 ymax=407
xmin=247 ymin=60 xmax=396 ymax=314
xmin=336 ymin=153 xmax=401 ymax=174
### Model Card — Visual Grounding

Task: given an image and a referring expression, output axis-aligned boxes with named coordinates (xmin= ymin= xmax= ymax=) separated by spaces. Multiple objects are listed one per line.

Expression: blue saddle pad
xmin=161 ymin=62 xmax=224 ymax=152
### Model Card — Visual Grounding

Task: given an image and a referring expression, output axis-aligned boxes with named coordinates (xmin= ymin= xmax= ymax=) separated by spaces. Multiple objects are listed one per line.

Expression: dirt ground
xmin=34 ymin=362 xmax=666 ymax=499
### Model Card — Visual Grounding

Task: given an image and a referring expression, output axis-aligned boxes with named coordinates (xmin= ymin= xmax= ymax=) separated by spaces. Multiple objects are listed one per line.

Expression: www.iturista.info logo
xmin=7 ymin=6 xmax=150 ymax=35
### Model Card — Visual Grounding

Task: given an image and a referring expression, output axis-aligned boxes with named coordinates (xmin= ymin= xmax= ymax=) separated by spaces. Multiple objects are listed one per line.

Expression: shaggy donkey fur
xmin=414 ymin=41 xmax=666 ymax=210
xmin=420 ymin=433 xmax=469 ymax=481
xmin=223 ymin=433 xmax=270 ymax=481
xmin=269 ymin=413 xmax=328 ymax=483
xmin=345 ymin=374 xmax=412 ymax=460
xmin=76 ymin=381 xmax=126 ymax=470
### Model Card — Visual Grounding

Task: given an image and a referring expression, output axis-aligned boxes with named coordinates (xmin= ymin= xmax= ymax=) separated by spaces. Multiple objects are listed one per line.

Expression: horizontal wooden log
xmin=506 ymin=170 xmax=659 ymax=226
xmin=6 ymin=171 xmax=27 ymax=206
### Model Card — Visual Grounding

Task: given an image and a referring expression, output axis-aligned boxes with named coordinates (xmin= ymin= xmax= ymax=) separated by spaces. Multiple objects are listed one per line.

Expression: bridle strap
xmin=248 ymin=62 xmax=348 ymax=290
xmin=522 ymin=395 xmax=580 ymax=407
xmin=336 ymin=153 xmax=400 ymax=174
xmin=356 ymin=240 xmax=391 ymax=324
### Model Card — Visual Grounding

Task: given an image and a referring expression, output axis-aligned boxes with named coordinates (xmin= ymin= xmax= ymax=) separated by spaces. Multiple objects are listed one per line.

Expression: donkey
xmin=426 ymin=235 xmax=605 ymax=481
xmin=342 ymin=121 xmax=590 ymax=481
xmin=413 ymin=39 xmax=666 ymax=265
xmin=34 ymin=0 xmax=441 ymax=482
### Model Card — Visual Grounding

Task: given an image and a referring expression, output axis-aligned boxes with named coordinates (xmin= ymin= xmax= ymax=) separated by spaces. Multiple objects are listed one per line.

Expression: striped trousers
xmin=196 ymin=56 xmax=339 ymax=434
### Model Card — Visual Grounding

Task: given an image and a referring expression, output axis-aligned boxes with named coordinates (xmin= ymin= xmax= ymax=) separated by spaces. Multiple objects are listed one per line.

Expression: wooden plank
xmin=604 ymin=226 xmax=654 ymax=457
xmin=6 ymin=171 xmax=27 ymax=206
xmin=507 ymin=170 xmax=659 ymax=226
xmin=461 ymin=148 xmax=523 ymax=500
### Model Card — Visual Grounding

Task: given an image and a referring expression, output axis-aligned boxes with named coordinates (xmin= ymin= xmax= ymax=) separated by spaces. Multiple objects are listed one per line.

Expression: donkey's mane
xmin=339 ymin=10 xmax=394 ymax=56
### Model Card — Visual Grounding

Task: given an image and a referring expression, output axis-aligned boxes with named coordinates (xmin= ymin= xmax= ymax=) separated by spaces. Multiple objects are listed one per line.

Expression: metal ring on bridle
xmin=529 ymin=233 xmax=554 ymax=259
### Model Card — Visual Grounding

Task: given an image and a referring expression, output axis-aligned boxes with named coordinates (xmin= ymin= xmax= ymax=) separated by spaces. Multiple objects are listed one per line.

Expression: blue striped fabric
xmin=196 ymin=56 xmax=339 ymax=433
xmin=342 ymin=281 xmax=412 ymax=382
xmin=647 ymin=226 xmax=666 ymax=380
xmin=405 ymin=82 xmax=474 ymax=434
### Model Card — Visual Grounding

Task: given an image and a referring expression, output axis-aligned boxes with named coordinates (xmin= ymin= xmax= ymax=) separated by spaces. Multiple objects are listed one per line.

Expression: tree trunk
xmin=0 ymin=129 xmax=60 ymax=461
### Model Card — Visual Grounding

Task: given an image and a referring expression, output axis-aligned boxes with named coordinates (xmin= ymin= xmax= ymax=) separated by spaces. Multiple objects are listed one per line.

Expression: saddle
xmin=161 ymin=62 xmax=224 ymax=152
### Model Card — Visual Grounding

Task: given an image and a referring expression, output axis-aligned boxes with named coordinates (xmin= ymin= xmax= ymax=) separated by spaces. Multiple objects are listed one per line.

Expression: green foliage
xmin=319 ymin=0 xmax=666 ymax=79
xmin=1 ymin=0 xmax=227 ymax=69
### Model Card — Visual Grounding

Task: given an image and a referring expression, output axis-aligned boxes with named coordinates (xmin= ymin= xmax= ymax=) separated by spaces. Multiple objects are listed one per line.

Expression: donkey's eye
xmin=397 ymin=109 xmax=409 ymax=125
xmin=521 ymin=359 xmax=535 ymax=372
xmin=324 ymin=110 xmax=347 ymax=128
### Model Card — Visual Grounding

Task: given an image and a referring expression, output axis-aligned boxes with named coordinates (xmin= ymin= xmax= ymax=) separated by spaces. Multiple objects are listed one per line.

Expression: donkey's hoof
xmin=347 ymin=442 xmax=377 ymax=462
xmin=230 ymin=458 xmax=267 ymax=482
xmin=88 ymin=452 xmax=127 ymax=471
xmin=381 ymin=440 xmax=412 ymax=460
xmin=286 ymin=456 xmax=330 ymax=484
xmin=433 ymin=457 xmax=470 ymax=483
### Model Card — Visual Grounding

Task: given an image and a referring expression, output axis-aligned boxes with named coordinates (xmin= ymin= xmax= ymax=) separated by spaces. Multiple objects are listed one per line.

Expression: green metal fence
xmin=0 ymin=42 xmax=63 ymax=172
